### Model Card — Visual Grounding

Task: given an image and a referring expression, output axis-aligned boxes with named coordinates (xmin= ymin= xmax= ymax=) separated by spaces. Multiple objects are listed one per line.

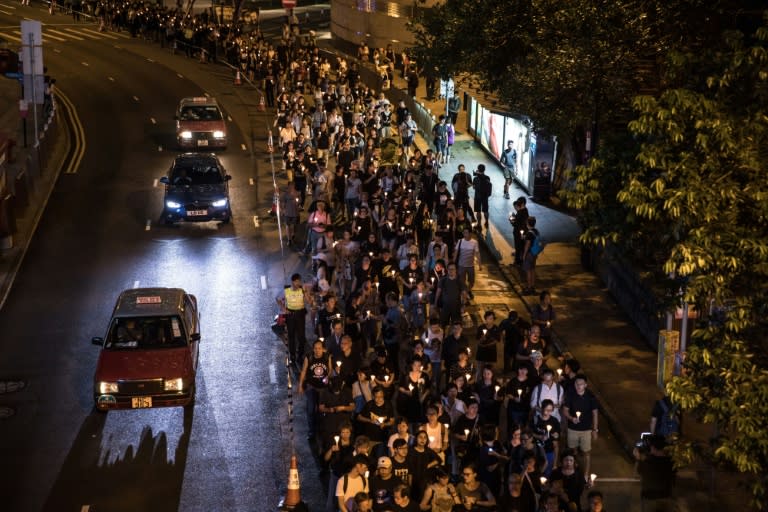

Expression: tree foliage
xmin=410 ymin=0 xmax=768 ymax=506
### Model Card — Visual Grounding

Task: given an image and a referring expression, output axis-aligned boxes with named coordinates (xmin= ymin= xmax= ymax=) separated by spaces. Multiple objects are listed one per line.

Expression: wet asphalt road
xmin=0 ymin=7 xmax=325 ymax=511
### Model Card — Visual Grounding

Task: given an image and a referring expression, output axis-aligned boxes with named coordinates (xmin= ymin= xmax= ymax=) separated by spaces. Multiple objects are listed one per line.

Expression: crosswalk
xmin=0 ymin=24 xmax=132 ymax=44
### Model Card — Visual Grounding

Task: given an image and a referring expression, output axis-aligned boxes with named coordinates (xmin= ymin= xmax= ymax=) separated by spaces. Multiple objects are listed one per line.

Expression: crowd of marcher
xmin=264 ymin=21 xmax=617 ymax=512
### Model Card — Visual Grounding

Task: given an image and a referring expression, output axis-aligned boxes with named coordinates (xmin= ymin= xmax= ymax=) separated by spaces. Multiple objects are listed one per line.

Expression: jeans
xmin=305 ymin=386 xmax=319 ymax=436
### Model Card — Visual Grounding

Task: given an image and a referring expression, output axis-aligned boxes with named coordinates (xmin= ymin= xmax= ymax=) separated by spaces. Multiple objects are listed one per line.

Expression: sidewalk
xmin=374 ymin=64 xmax=735 ymax=510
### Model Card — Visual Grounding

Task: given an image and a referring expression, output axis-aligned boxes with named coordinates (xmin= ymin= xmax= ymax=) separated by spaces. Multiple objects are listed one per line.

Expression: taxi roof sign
xmin=136 ymin=296 xmax=163 ymax=304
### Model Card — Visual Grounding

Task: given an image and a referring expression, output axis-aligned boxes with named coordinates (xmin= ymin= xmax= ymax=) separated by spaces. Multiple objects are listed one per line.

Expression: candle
xmin=540 ymin=476 xmax=547 ymax=485
xmin=557 ymin=368 xmax=563 ymax=377
xmin=366 ymin=310 xmax=371 ymax=317
xmin=334 ymin=435 xmax=340 ymax=446
xmin=336 ymin=360 xmax=342 ymax=368
xmin=408 ymin=383 xmax=414 ymax=391
xmin=576 ymin=411 xmax=582 ymax=419
xmin=463 ymin=429 xmax=469 ymax=437
xmin=369 ymin=251 xmax=373 ymax=257
xmin=430 ymin=277 xmax=435 ymax=284
xmin=384 ymin=375 xmax=390 ymax=382
xmin=443 ymin=423 xmax=449 ymax=432
xmin=546 ymin=424 xmax=552 ymax=437
xmin=378 ymin=416 xmax=384 ymax=423
xmin=467 ymin=347 xmax=471 ymax=355
xmin=517 ymin=388 xmax=522 ymax=399
xmin=364 ymin=470 xmax=369 ymax=479
xmin=429 ymin=435 xmax=435 ymax=443
xmin=319 ymin=337 xmax=325 ymax=343
xmin=336 ymin=313 xmax=341 ymax=319
xmin=494 ymin=385 xmax=500 ymax=394
xmin=482 ymin=328 xmax=487 ymax=336
xmin=465 ymin=373 xmax=471 ymax=382
xmin=590 ymin=473 xmax=597 ymax=485
xmin=375 ymin=282 xmax=380 ymax=290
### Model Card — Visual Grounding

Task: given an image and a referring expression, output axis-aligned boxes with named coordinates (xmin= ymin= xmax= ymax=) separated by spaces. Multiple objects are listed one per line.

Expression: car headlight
xmin=179 ymin=131 xmax=192 ymax=140
xmin=98 ymin=381 xmax=118 ymax=394
xmin=212 ymin=130 xmax=225 ymax=139
xmin=212 ymin=198 xmax=228 ymax=208
xmin=164 ymin=378 xmax=184 ymax=391
xmin=166 ymin=200 xmax=182 ymax=209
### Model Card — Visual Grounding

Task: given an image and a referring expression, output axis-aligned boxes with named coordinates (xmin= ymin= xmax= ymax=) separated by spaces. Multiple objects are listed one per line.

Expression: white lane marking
xmin=49 ymin=28 xmax=82 ymax=40
xmin=112 ymin=44 xmax=122 ymax=49
xmin=594 ymin=477 xmax=641 ymax=483
xmin=0 ymin=8 xmax=12 ymax=14
xmin=133 ymin=280 xmax=140 ymax=289
xmin=158 ymin=146 xmax=163 ymax=152
xmin=107 ymin=76 xmax=114 ymax=81
xmin=0 ymin=2 xmax=17 ymax=9
xmin=150 ymin=117 xmax=156 ymax=124
xmin=63 ymin=28 xmax=99 ymax=40
xmin=153 ymin=178 xmax=158 ymax=188
xmin=41 ymin=31 xmax=66 ymax=41
xmin=82 ymin=27 xmax=118 ymax=39
xmin=240 ymin=143 xmax=246 ymax=151
xmin=253 ymin=216 xmax=259 ymax=228
xmin=227 ymin=115 xmax=232 ymax=122
xmin=53 ymin=48 xmax=60 ymax=53
xmin=269 ymin=363 xmax=276 ymax=384
xmin=176 ymin=73 xmax=183 ymax=79
xmin=132 ymin=95 xmax=140 ymax=102
xmin=145 ymin=220 xmax=151 ymax=231
xmin=81 ymin=61 xmax=89 ymax=66
xmin=249 ymin=178 xmax=254 ymax=186
xmin=261 ymin=276 xmax=267 ymax=290
xmin=147 ymin=58 xmax=155 ymax=63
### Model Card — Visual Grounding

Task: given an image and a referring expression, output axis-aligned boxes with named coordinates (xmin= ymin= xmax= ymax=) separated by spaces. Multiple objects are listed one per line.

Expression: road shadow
xmin=41 ymin=406 xmax=194 ymax=512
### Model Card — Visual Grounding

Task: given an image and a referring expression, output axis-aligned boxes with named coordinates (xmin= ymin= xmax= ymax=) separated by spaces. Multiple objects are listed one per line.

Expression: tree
xmin=566 ymin=11 xmax=768 ymax=508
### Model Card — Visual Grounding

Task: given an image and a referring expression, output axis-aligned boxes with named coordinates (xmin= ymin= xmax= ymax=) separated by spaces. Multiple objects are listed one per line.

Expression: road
xmin=0 ymin=5 xmax=643 ymax=512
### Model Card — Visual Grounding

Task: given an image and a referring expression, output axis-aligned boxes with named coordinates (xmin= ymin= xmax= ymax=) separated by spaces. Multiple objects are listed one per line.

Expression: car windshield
xmin=171 ymin=162 xmax=224 ymax=185
xmin=106 ymin=316 xmax=187 ymax=349
xmin=179 ymin=105 xmax=223 ymax=121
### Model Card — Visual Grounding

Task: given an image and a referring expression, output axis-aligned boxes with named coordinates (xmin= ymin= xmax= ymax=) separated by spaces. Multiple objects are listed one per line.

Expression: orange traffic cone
xmin=284 ymin=454 xmax=301 ymax=507
xmin=234 ymin=70 xmax=242 ymax=86
xmin=258 ymin=95 xmax=266 ymax=112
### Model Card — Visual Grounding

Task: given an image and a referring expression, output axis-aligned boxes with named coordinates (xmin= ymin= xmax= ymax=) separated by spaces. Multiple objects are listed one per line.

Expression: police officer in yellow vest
xmin=277 ymin=273 xmax=308 ymax=365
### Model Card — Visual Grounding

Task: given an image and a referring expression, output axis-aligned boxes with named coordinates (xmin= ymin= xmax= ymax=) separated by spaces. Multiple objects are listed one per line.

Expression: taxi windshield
xmin=179 ymin=105 xmax=223 ymax=121
xmin=171 ymin=163 xmax=224 ymax=185
xmin=107 ymin=316 xmax=187 ymax=349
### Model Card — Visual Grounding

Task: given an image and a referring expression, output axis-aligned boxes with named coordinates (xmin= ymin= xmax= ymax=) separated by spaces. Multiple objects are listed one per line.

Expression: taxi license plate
xmin=188 ymin=210 xmax=208 ymax=216
xmin=131 ymin=396 xmax=152 ymax=408
xmin=197 ymin=139 xmax=209 ymax=146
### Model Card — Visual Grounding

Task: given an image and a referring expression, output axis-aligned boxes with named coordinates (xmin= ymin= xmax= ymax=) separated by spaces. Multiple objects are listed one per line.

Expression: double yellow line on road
xmin=54 ymin=87 xmax=85 ymax=174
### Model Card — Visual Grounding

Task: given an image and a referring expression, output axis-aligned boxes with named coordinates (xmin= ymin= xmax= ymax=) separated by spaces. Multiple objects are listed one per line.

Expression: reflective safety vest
xmin=285 ymin=287 xmax=305 ymax=311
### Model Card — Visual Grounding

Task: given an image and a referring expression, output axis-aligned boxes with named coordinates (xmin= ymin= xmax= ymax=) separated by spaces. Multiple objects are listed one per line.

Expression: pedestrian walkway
xmin=366 ymin=56 xmax=740 ymax=510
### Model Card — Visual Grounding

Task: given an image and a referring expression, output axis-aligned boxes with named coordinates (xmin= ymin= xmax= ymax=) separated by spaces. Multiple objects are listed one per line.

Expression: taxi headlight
xmin=212 ymin=198 xmax=228 ymax=208
xmin=98 ymin=381 xmax=118 ymax=394
xmin=180 ymin=131 xmax=193 ymax=140
xmin=164 ymin=378 xmax=184 ymax=391
xmin=166 ymin=200 xmax=182 ymax=209
xmin=213 ymin=130 xmax=225 ymax=139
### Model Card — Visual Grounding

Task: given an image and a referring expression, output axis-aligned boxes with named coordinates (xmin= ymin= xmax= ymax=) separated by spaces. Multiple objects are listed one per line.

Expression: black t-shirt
xmin=437 ymin=275 xmax=462 ymax=309
xmin=391 ymin=454 xmax=416 ymax=487
xmin=359 ymin=399 xmax=395 ymax=439
xmin=369 ymin=474 xmax=398 ymax=511
xmin=563 ymin=389 xmax=599 ymax=431
xmin=637 ymin=455 xmax=675 ymax=499
xmin=531 ymin=415 xmax=561 ymax=453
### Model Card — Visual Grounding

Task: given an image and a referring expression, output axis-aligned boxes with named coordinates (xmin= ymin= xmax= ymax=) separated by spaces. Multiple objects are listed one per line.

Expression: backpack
xmin=656 ymin=399 xmax=680 ymax=438
xmin=533 ymin=382 xmax=562 ymax=414
xmin=530 ymin=232 xmax=545 ymax=256
xmin=475 ymin=175 xmax=492 ymax=197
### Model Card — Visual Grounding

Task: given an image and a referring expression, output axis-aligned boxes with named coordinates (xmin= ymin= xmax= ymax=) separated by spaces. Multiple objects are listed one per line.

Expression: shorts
xmin=522 ymin=252 xmax=537 ymax=272
xmin=567 ymin=429 xmax=592 ymax=452
xmin=401 ymin=136 xmax=414 ymax=147
xmin=474 ymin=198 xmax=489 ymax=214
xmin=502 ymin=166 xmax=514 ymax=180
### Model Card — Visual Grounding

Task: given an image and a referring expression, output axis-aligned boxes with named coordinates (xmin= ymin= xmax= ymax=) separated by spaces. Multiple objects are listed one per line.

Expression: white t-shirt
xmin=335 ymin=473 xmax=368 ymax=506
xmin=455 ymin=238 xmax=478 ymax=268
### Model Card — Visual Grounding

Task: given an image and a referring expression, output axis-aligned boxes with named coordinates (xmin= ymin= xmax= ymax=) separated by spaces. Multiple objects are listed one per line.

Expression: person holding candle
xmin=475 ymin=311 xmax=501 ymax=373
xmin=319 ymin=376 xmax=356 ymax=452
xmin=397 ymin=356 xmax=432 ymax=429
xmin=358 ymin=386 xmax=395 ymax=445
xmin=419 ymin=405 xmax=450 ymax=465
xmin=323 ymin=422 xmax=355 ymax=512
xmin=454 ymin=463 xmax=497 ymax=511
xmin=562 ymin=375 xmax=599 ymax=479
xmin=452 ymin=399 xmax=482 ymax=471
xmin=531 ymin=399 xmax=561 ymax=477
xmin=334 ymin=335 xmax=362 ymax=388
xmin=506 ymin=365 xmax=535 ymax=432
xmin=299 ymin=338 xmax=332 ymax=441
xmin=472 ymin=365 xmax=503 ymax=425
xmin=410 ymin=430 xmax=442 ymax=502
xmin=448 ymin=348 xmax=476 ymax=391
xmin=476 ymin=424 xmax=510 ymax=497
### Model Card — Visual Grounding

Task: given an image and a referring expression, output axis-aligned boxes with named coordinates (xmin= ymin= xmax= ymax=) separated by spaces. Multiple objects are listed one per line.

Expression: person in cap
xmin=472 ymin=164 xmax=492 ymax=231
xmin=369 ymin=456 xmax=399 ymax=511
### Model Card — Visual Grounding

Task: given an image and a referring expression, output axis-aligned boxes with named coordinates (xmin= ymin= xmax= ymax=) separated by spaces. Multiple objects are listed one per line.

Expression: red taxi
xmin=92 ymin=288 xmax=200 ymax=411
xmin=175 ymin=96 xmax=227 ymax=149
